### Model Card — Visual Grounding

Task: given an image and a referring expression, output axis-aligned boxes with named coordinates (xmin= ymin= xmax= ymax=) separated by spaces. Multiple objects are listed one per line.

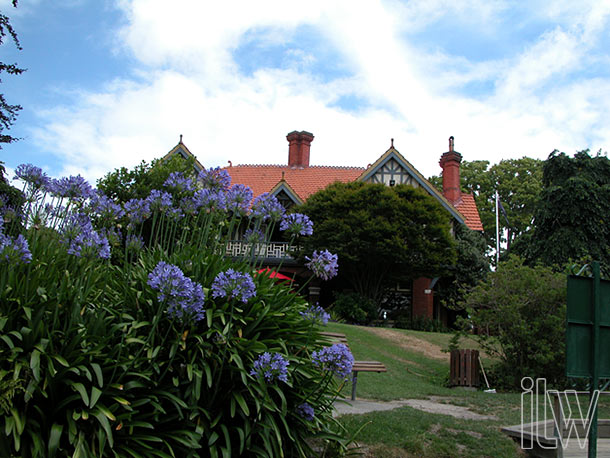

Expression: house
xmin=164 ymin=131 xmax=483 ymax=323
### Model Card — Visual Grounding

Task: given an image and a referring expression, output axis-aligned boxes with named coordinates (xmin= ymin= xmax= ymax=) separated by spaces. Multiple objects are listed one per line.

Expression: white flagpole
xmin=495 ymin=190 xmax=500 ymax=267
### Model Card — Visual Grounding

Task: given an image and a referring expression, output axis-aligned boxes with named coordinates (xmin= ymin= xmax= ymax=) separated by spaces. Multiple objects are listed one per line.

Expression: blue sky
xmin=2 ymin=0 xmax=610 ymax=184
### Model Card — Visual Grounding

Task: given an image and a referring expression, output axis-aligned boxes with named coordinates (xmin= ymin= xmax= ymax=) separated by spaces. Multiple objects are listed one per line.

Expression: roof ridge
xmin=229 ymin=164 xmax=365 ymax=170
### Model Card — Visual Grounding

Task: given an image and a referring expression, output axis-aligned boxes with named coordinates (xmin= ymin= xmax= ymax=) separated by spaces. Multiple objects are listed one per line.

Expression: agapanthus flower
xmin=60 ymin=213 xmax=111 ymax=259
xmin=101 ymin=227 xmax=122 ymax=248
xmin=211 ymin=268 xmax=256 ymax=303
xmin=0 ymin=233 xmax=32 ymax=264
xmin=296 ymin=403 xmax=315 ymax=421
xmin=179 ymin=196 xmax=198 ymax=215
xmin=312 ymin=343 xmax=354 ymax=379
xmin=164 ymin=171 xmax=195 ymax=194
xmin=280 ymin=213 xmax=313 ymax=237
xmin=250 ymin=352 xmax=289 ymax=383
xmin=225 ymin=184 xmax=253 ymax=215
xmin=251 ymin=193 xmax=285 ymax=222
xmin=147 ymin=261 xmax=206 ymax=322
xmin=305 ymin=250 xmax=338 ymax=281
xmin=13 ymin=163 xmax=50 ymax=191
xmin=300 ymin=305 xmax=331 ymax=325
xmin=123 ymin=198 xmax=151 ymax=227
xmin=146 ymin=190 xmax=173 ymax=214
xmin=243 ymin=228 xmax=265 ymax=245
xmin=167 ymin=207 xmax=184 ymax=221
xmin=125 ymin=234 xmax=144 ymax=253
xmin=89 ymin=192 xmax=124 ymax=222
xmin=198 ymin=167 xmax=231 ymax=191
xmin=48 ymin=175 xmax=95 ymax=200
xmin=0 ymin=205 xmax=23 ymax=226
xmin=192 ymin=189 xmax=226 ymax=213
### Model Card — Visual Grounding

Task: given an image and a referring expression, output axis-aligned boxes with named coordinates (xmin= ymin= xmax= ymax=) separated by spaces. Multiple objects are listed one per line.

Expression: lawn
xmin=328 ymin=322 xmax=526 ymax=457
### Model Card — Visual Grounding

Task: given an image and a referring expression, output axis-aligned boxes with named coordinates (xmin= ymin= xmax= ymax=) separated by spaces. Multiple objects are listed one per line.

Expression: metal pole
xmin=495 ymin=190 xmax=500 ymax=267
xmin=589 ymin=261 xmax=600 ymax=457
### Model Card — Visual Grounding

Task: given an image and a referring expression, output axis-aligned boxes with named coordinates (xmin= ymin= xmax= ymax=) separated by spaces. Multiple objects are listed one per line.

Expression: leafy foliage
xmin=429 ymin=157 xmax=543 ymax=257
xmin=524 ymin=150 xmax=610 ymax=268
xmin=1 ymin=165 xmax=351 ymax=456
xmin=331 ymin=291 xmax=377 ymax=325
xmin=299 ymin=182 xmax=456 ymax=304
xmin=459 ymin=257 xmax=566 ymax=389
xmin=0 ymin=1 xmax=24 ymax=147
xmin=437 ymin=223 xmax=490 ymax=312
xmin=97 ymin=154 xmax=197 ymax=203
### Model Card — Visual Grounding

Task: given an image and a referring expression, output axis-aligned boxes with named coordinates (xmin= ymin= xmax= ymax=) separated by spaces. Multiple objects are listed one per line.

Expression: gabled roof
xmin=162 ymin=141 xmax=205 ymax=172
xmin=358 ymin=147 xmax=467 ymax=226
xmin=224 ymin=164 xmax=365 ymax=202
xmin=269 ymin=179 xmax=304 ymax=206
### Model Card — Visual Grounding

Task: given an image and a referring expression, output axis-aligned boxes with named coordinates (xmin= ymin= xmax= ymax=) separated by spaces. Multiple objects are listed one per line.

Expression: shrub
xmin=0 ymin=165 xmax=349 ymax=457
xmin=331 ymin=291 xmax=377 ymax=325
xmin=459 ymin=256 xmax=566 ymax=389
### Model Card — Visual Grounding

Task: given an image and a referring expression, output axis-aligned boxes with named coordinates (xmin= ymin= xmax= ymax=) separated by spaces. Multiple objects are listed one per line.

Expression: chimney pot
xmin=439 ymin=136 xmax=462 ymax=204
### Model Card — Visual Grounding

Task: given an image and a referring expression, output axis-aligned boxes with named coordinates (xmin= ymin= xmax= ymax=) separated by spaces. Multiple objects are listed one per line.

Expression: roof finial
xmin=228 ymin=160 xmax=232 ymax=167
xmin=281 ymin=171 xmax=285 ymax=181
xmin=449 ymin=136 xmax=454 ymax=152
xmin=391 ymin=138 xmax=394 ymax=148
xmin=179 ymin=134 xmax=183 ymax=143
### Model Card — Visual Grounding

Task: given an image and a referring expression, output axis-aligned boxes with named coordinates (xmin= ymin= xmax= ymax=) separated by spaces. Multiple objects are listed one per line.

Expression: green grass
xmin=327 ymin=323 xmax=526 ymax=457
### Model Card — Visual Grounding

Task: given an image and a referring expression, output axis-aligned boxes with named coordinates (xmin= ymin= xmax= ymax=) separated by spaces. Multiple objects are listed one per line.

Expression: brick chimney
xmin=287 ymin=131 xmax=314 ymax=168
xmin=439 ymin=136 xmax=462 ymax=204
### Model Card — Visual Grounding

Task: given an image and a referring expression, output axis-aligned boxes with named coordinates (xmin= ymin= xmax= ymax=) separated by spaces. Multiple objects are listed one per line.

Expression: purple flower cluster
xmin=280 ymin=213 xmax=313 ymax=237
xmin=14 ymin=163 xmax=50 ymax=191
xmin=211 ymin=268 xmax=256 ymax=303
xmin=89 ymin=192 xmax=125 ymax=222
xmin=125 ymin=234 xmax=144 ymax=253
xmin=146 ymin=190 xmax=173 ymax=213
xmin=147 ymin=261 xmax=206 ymax=322
xmin=0 ymin=233 xmax=32 ymax=264
xmin=49 ymin=175 xmax=95 ymax=200
xmin=164 ymin=172 xmax=195 ymax=193
xmin=250 ymin=352 xmax=289 ymax=383
xmin=198 ymin=167 xmax=231 ymax=191
xmin=251 ymin=193 xmax=285 ymax=222
xmin=305 ymin=250 xmax=338 ymax=281
xmin=192 ymin=189 xmax=227 ymax=213
xmin=311 ymin=343 xmax=354 ymax=379
xmin=123 ymin=198 xmax=151 ymax=227
xmin=243 ymin=228 xmax=265 ymax=245
xmin=296 ymin=402 xmax=315 ymax=421
xmin=60 ymin=213 xmax=111 ymax=259
xmin=226 ymin=184 xmax=253 ymax=215
xmin=300 ymin=305 xmax=331 ymax=325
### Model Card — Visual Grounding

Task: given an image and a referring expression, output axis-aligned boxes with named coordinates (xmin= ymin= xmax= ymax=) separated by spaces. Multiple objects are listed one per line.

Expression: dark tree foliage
xmin=460 ymin=256 xmax=566 ymax=389
xmin=299 ymin=181 xmax=456 ymax=304
xmin=0 ymin=1 xmax=24 ymax=148
xmin=438 ymin=222 xmax=490 ymax=311
xmin=0 ymin=161 xmax=24 ymax=231
xmin=525 ymin=150 xmax=610 ymax=268
xmin=97 ymin=154 xmax=197 ymax=203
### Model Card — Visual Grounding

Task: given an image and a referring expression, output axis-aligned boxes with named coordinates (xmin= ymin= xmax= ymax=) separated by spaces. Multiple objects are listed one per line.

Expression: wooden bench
xmin=320 ymin=331 xmax=387 ymax=400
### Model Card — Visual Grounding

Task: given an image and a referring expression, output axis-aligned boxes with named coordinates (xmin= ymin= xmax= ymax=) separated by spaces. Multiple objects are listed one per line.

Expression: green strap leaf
xmin=47 ymin=423 xmax=63 ymax=458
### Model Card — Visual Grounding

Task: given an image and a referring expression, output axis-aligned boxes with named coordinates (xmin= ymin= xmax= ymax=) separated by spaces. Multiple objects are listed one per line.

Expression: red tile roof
xmin=224 ymin=164 xmax=365 ymax=202
xmin=454 ymin=193 xmax=484 ymax=231
xmin=223 ymin=163 xmax=483 ymax=232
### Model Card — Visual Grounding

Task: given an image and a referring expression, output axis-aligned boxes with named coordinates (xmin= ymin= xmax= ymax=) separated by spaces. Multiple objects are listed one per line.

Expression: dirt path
xmin=334 ymin=397 xmax=497 ymax=420
xmin=362 ymin=327 xmax=448 ymax=361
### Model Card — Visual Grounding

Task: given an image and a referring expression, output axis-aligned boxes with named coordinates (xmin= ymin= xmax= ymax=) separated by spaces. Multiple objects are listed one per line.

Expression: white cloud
xmin=28 ymin=0 xmax=610 ymax=185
